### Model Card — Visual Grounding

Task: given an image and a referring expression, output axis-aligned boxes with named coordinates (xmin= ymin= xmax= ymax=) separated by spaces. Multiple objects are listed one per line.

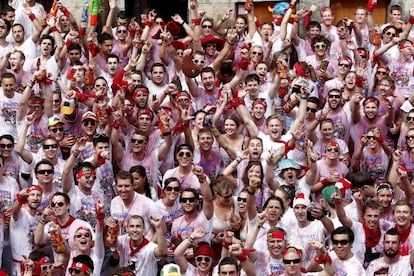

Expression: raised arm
xmin=15 ymin=114 xmax=34 ymax=164
xmin=152 ymin=215 xmax=167 ymax=257
xmin=102 ymin=0 xmax=116 ymax=36
xmin=193 ymin=165 xmax=214 ymax=219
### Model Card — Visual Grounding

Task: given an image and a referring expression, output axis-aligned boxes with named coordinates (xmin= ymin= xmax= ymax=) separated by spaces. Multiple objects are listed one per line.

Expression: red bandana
xmin=129 ymin=238 xmax=149 ymax=256
xmin=363 ymin=223 xmax=381 ymax=248
xmin=54 ymin=215 xmax=75 ymax=229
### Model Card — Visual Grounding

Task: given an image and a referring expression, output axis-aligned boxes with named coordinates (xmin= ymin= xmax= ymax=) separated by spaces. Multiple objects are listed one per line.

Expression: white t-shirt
xmin=366 ymin=255 xmax=412 ymax=276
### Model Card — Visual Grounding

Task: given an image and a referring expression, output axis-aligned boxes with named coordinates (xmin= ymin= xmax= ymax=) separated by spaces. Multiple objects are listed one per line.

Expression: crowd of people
xmin=0 ymin=0 xmax=413 ymax=274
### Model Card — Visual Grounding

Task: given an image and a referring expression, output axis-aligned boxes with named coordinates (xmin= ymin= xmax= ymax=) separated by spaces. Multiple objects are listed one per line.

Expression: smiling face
xmin=198 ymin=132 xmax=213 ymax=152
xmin=224 ymin=118 xmax=237 ymax=135
xmin=320 ymin=121 xmax=334 ymax=140
xmin=321 ymin=9 xmax=334 ymax=26
xmin=332 ymin=233 xmax=353 ymax=260
xmin=363 ymin=207 xmax=381 ymax=230
xmin=180 ymin=191 xmax=198 ymax=214
xmin=377 ymin=189 xmax=393 ymax=209
xmin=267 ymin=236 xmax=286 ymax=258
xmin=116 ymin=178 xmax=134 ymax=202
xmin=74 ymin=229 xmax=93 ymax=253
xmin=127 ymin=217 xmax=145 ymax=242
xmin=201 ymin=71 xmax=215 ymax=91
xmin=51 ymin=195 xmax=68 ymax=217
xmin=363 ymin=102 xmax=379 ymax=120
xmin=267 ymin=118 xmax=283 ymax=141
xmin=393 ymin=204 xmax=412 ymax=228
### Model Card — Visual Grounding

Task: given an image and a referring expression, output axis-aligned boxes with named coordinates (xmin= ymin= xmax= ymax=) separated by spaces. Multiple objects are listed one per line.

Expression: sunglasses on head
xmin=179 ymin=197 xmax=196 ymax=203
xmin=51 ymin=201 xmax=65 ymax=207
xmin=50 ymin=127 xmax=64 ymax=133
xmin=37 ymin=169 xmax=54 ymax=175
xmin=131 ymin=138 xmax=146 ymax=144
xmin=196 ymin=256 xmax=212 ymax=262
xmin=178 ymin=151 xmax=192 ymax=158
xmin=332 ymin=239 xmax=350 ymax=245
xmin=283 ymin=259 xmax=301 ymax=264
xmin=75 ymin=232 xmax=91 ymax=239
xmin=165 ymin=186 xmax=180 ymax=192
xmin=0 ymin=143 xmax=13 ymax=149
xmin=43 ymin=144 xmax=58 ymax=150
xmin=237 ymin=197 xmax=247 ymax=203
xmin=83 ymin=120 xmax=96 ymax=127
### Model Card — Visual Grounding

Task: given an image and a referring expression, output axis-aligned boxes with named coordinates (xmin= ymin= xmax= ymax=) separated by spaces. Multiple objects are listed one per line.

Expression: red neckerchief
xmin=129 ymin=238 xmax=149 ymax=256
xmin=55 ymin=215 xmax=75 ymax=229
xmin=363 ymin=223 xmax=381 ymax=248
xmin=395 ymin=223 xmax=412 ymax=244
xmin=274 ymin=139 xmax=295 ymax=156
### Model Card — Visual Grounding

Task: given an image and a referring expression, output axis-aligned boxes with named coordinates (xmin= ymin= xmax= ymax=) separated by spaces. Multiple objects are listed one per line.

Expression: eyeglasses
xmin=165 ymin=186 xmax=180 ymax=192
xmin=85 ymin=175 xmax=96 ymax=180
xmin=37 ymin=169 xmax=54 ymax=175
xmin=178 ymin=151 xmax=192 ymax=158
xmin=407 ymin=117 xmax=414 ymax=121
xmin=196 ymin=256 xmax=212 ymax=262
xmin=95 ymin=83 xmax=107 ymax=88
xmin=0 ymin=144 xmax=13 ymax=149
xmin=117 ymin=29 xmax=127 ymax=34
xmin=283 ymin=259 xmax=301 ymax=264
xmin=50 ymin=127 xmax=64 ymax=133
xmin=252 ymin=51 xmax=263 ymax=56
xmin=314 ymin=43 xmax=326 ymax=49
xmin=306 ymin=107 xmax=317 ymax=113
xmin=376 ymin=71 xmax=388 ymax=75
xmin=131 ymin=138 xmax=146 ymax=144
xmin=83 ymin=120 xmax=96 ymax=127
xmin=43 ymin=144 xmax=58 ymax=150
xmin=51 ymin=201 xmax=65 ymax=207
xmin=338 ymin=63 xmax=350 ymax=68
xmin=385 ymin=31 xmax=396 ymax=37
xmin=41 ymin=264 xmax=53 ymax=271
xmin=180 ymin=197 xmax=196 ymax=203
xmin=406 ymin=135 xmax=414 ymax=141
xmin=366 ymin=135 xmax=376 ymax=140
xmin=237 ymin=197 xmax=247 ymax=203
xmin=328 ymin=95 xmax=341 ymax=99
xmin=205 ymin=43 xmax=217 ymax=48
xmin=332 ymin=239 xmax=350 ymax=245
xmin=75 ymin=232 xmax=91 ymax=238
xmin=202 ymin=25 xmax=213 ymax=29
xmin=326 ymin=147 xmax=339 ymax=152
xmin=192 ymin=59 xmax=205 ymax=65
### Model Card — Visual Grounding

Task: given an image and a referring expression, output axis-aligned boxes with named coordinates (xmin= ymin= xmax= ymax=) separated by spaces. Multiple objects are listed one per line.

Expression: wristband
xmin=409 ymin=17 xmax=414 ymax=25
xmin=65 ymin=39 xmax=73 ymax=48
xmin=237 ymin=248 xmax=255 ymax=262
xmin=191 ymin=18 xmax=201 ymax=25
xmin=143 ymin=20 xmax=152 ymax=27
xmin=96 ymin=212 xmax=105 ymax=220
xmin=62 ymin=7 xmax=71 ymax=17
xmin=222 ymin=242 xmax=231 ymax=249
xmin=376 ymin=136 xmax=384 ymax=144
xmin=79 ymin=28 xmax=86 ymax=36
xmin=198 ymin=175 xmax=207 ymax=183
xmin=294 ymin=17 xmax=300 ymax=23
xmin=314 ymin=253 xmax=332 ymax=265
xmin=289 ymin=3 xmax=295 ymax=10
xmin=321 ymin=178 xmax=330 ymax=186
xmin=73 ymin=150 xmax=80 ymax=158
xmin=247 ymin=188 xmax=255 ymax=195
xmin=238 ymin=57 xmax=249 ymax=71
xmin=187 ymin=236 xmax=195 ymax=244
xmin=50 ymin=26 xmax=58 ymax=33
xmin=28 ymin=13 xmax=36 ymax=21
xmin=39 ymin=219 xmax=47 ymax=225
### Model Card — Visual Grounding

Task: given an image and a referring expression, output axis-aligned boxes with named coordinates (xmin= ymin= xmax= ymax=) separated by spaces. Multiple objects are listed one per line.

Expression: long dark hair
xmin=129 ymin=165 xmax=152 ymax=199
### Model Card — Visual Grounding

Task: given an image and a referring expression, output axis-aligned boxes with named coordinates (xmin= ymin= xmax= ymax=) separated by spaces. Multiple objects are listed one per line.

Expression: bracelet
xmin=73 ymin=150 xmax=80 ymax=158
xmin=314 ymin=253 xmax=332 ymax=265
xmin=62 ymin=7 xmax=71 ymax=17
xmin=247 ymin=188 xmax=255 ymax=195
xmin=50 ymin=26 xmax=58 ymax=33
xmin=39 ymin=219 xmax=47 ymax=225
xmin=410 ymin=17 xmax=414 ymax=25
xmin=178 ymin=21 xmax=184 ymax=26
xmin=198 ymin=175 xmax=207 ymax=183
xmin=321 ymin=178 xmax=330 ymax=186
xmin=28 ymin=13 xmax=36 ymax=21
xmin=187 ymin=236 xmax=195 ymax=245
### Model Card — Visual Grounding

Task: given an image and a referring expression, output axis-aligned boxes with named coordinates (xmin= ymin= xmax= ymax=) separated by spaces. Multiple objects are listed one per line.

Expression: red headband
xmin=133 ymin=88 xmax=149 ymax=98
xmin=363 ymin=98 xmax=378 ymax=107
xmin=283 ymin=246 xmax=303 ymax=257
xmin=76 ymin=167 xmax=96 ymax=179
xmin=253 ymin=98 xmax=267 ymax=109
xmin=294 ymin=62 xmax=308 ymax=77
xmin=267 ymin=231 xmax=286 ymax=240
xmin=328 ymin=141 xmax=338 ymax=148
xmin=176 ymin=92 xmax=190 ymax=100
xmin=27 ymin=185 xmax=42 ymax=194
xmin=70 ymin=262 xmax=92 ymax=273
xmin=75 ymin=226 xmax=92 ymax=236
xmin=377 ymin=66 xmax=389 ymax=73
xmin=33 ymin=256 xmax=51 ymax=276
xmin=399 ymin=41 xmax=413 ymax=49
xmin=137 ymin=108 xmax=153 ymax=119
xmin=340 ymin=57 xmax=353 ymax=67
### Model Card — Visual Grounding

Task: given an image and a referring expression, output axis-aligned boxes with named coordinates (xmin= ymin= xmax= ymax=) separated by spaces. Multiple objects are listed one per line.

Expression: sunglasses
xmin=85 ymin=175 xmax=96 ymax=180
xmin=306 ymin=107 xmax=317 ymax=113
xmin=0 ymin=144 xmax=13 ymax=149
xmin=328 ymin=95 xmax=341 ymax=99
xmin=327 ymin=147 xmax=339 ymax=152
xmin=75 ymin=232 xmax=91 ymax=238
xmin=332 ymin=239 xmax=350 ymax=245
xmin=165 ymin=186 xmax=180 ymax=192
xmin=406 ymin=135 xmax=414 ymax=141
xmin=192 ymin=59 xmax=205 ymax=65
xmin=117 ymin=29 xmax=128 ymax=34
xmin=237 ymin=197 xmax=247 ymax=203
xmin=385 ymin=31 xmax=396 ymax=37
xmin=178 ymin=151 xmax=192 ymax=158
xmin=50 ymin=127 xmax=64 ymax=133
xmin=95 ymin=83 xmax=107 ymax=88
xmin=41 ymin=264 xmax=53 ymax=271
xmin=51 ymin=201 xmax=65 ymax=207
xmin=283 ymin=259 xmax=301 ymax=264
xmin=131 ymin=138 xmax=146 ymax=144
xmin=202 ymin=25 xmax=213 ymax=29
xmin=83 ymin=120 xmax=96 ymax=127
xmin=53 ymin=99 xmax=60 ymax=103
xmin=407 ymin=117 xmax=414 ymax=121
xmin=196 ymin=256 xmax=212 ymax=262
xmin=43 ymin=144 xmax=58 ymax=150
xmin=252 ymin=51 xmax=263 ymax=56
xmin=338 ymin=63 xmax=350 ymax=68
xmin=366 ymin=135 xmax=376 ymax=140
xmin=37 ymin=169 xmax=54 ymax=175
xmin=376 ymin=71 xmax=388 ymax=75
xmin=314 ymin=43 xmax=326 ymax=49
xmin=180 ymin=197 xmax=196 ymax=203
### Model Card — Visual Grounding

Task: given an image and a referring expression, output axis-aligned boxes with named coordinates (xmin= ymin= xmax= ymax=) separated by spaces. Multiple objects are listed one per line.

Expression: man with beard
xmin=0 ymin=73 xmax=20 ymax=140
xmin=366 ymin=228 xmax=414 ymax=275
xmin=187 ymin=67 xmax=219 ymax=110
xmin=351 ymin=95 xmax=393 ymax=151
xmin=9 ymin=186 xmax=40 ymax=274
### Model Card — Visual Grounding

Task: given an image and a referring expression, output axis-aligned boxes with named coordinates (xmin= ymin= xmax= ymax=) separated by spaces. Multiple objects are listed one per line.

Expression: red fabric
xmin=55 ymin=215 xmax=75 ymax=229
xmin=363 ymin=223 xmax=381 ymax=248
xmin=129 ymin=238 xmax=149 ymax=256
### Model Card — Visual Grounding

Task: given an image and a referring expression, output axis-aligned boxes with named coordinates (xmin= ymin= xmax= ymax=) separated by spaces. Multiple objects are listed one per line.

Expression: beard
xmin=384 ymin=249 xmax=398 ymax=258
